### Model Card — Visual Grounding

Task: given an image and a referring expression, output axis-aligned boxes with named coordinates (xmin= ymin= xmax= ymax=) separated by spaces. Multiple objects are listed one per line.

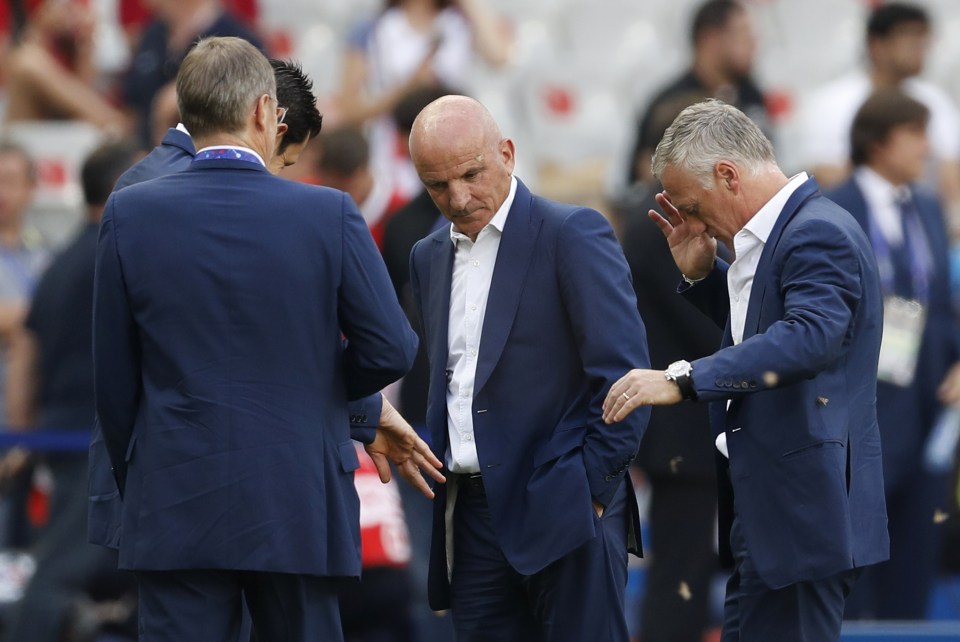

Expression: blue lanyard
xmin=868 ymin=198 xmax=932 ymax=303
xmin=193 ymin=148 xmax=264 ymax=165
xmin=0 ymin=247 xmax=37 ymax=296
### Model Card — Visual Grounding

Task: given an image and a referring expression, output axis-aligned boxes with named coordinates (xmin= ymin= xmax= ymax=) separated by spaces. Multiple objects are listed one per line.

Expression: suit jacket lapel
xmin=426 ymin=233 xmax=454 ymax=443
xmin=741 ymin=177 xmax=820 ymax=340
xmin=474 ymin=180 xmax=541 ymax=395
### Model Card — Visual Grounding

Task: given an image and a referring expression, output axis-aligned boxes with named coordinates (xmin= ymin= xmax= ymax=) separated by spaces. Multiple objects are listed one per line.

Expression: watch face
xmin=667 ymin=360 xmax=691 ymax=378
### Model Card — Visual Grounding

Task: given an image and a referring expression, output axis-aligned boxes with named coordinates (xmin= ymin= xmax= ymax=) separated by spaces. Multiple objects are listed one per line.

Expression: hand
xmin=592 ymin=498 xmax=604 ymax=518
xmin=365 ymin=398 xmax=446 ymax=499
xmin=939 ymin=362 xmax=960 ymax=406
xmin=603 ymin=369 xmax=682 ymax=424
xmin=649 ymin=191 xmax=717 ymax=280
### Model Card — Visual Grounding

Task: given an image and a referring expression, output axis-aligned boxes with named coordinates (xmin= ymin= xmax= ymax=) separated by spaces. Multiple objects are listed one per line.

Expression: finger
xmin=400 ymin=460 xmax=436 ymax=499
xmin=612 ymin=395 xmax=644 ymax=423
xmin=648 ymin=210 xmax=674 ymax=238
xmin=655 ymin=192 xmax=683 ymax=227
xmin=414 ymin=436 xmax=443 ymax=469
xmin=368 ymin=452 xmax=393 ymax=484
xmin=417 ymin=451 xmax=447 ymax=484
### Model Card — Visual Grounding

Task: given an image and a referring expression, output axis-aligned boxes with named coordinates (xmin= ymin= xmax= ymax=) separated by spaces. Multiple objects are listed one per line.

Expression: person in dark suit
xmin=88 ymin=57 xmax=354 ymax=553
xmin=408 ymin=95 xmax=650 ymax=641
xmin=92 ymin=37 xmax=441 ymax=642
xmin=826 ymin=88 xmax=960 ymax=620
xmin=605 ymin=99 xmax=889 ymax=642
xmin=619 ymin=189 xmax=722 ymax=642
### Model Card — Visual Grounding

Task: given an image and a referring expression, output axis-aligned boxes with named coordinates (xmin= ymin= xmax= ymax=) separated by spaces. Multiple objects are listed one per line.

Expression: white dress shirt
xmin=445 ymin=176 xmax=518 ymax=473
xmin=728 ymin=172 xmax=809 ymax=345
xmin=717 ymin=172 xmax=808 ymax=457
xmin=854 ymin=166 xmax=908 ymax=248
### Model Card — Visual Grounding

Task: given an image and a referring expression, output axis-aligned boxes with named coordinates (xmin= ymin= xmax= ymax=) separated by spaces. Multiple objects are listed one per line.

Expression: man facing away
xmin=409 ymin=95 xmax=650 ymax=641
xmin=605 ymin=100 xmax=889 ymax=642
xmin=93 ymin=36 xmax=441 ymax=642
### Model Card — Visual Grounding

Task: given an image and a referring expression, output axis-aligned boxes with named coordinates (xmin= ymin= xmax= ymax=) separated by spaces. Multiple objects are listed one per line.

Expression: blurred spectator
xmin=2 ymin=140 xmax=142 ymax=642
xmin=339 ymin=444 xmax=415 ymax=642
xmin=617 ymin=194 xmax=723 ymax=642
xmin=800 ymin=3 xmax=960 ymax=234
xmin=2 ymin=0 xmax=129 ymax=133
xmin=338 ymin=0 xmax=510 ymax=201
xmin=625 ymin=0 xmax=767 ymax=186
xmin=826 ymin=88 xmax=960 ymax=620
xmin=0 ymin=143 xmax=49 ymax=425
xmin=118 ymin=0 xmax=258 ymax=47
xmin=317 ymin=126 xmax=407 ymax=249
xmin=122 ymin=0 xmax=264 ymax=145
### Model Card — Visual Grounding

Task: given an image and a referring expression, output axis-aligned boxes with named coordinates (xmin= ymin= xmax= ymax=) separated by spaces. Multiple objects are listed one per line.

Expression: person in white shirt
xmin=605 ymin=99 xmax=889 ymax=642
xmin=408 ymin=95 xmax=650 ymax=641
xmin=798 ymin=3 xmax=960 ymax=234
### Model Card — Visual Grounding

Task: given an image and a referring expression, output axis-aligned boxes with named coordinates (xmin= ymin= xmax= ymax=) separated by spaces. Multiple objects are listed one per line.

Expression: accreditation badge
xmin=877 ymin=296 xmax=926 ymax=387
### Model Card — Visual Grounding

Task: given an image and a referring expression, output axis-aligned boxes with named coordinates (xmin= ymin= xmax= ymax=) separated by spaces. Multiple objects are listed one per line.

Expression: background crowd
xmin=1 ymin=0 xmax=960 ymax=640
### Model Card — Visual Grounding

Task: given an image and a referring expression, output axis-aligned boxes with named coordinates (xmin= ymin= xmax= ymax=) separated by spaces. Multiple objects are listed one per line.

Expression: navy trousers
xmin=449 ymin=477 xmax=630 ymax=642
xmin=136 ymin=569 xmax=343 ymax=642
xmin=721 ymin=515 xmax=859 ymax=642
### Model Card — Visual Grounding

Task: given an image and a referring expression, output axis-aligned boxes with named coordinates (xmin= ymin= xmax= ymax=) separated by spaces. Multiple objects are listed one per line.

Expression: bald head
xmin=409 ymin=96 xmax=515 ymax=241
xmin=409 ymin=95 xmax=501 ymax=163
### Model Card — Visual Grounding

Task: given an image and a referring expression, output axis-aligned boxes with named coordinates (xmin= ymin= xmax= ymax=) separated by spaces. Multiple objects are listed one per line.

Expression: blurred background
xmin=3 ymin=0 xmax=960 ymax=641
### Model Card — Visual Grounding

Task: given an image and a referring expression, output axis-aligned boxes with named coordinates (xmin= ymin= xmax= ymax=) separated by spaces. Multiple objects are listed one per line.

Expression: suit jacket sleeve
xmin=557 ymin=209 xmax=651 ymax=507
xmin=93 ymin=195 xmax=142 ymax=493
xmin=348 ymin=394 xmax=383 ymax=444
xmin=337 ymin=193 xmax=418 ymax=399
xmin=691 ymin=219 xmax=865 ymax=402
xmin=680 ymin=258 xmax=731 ymax=329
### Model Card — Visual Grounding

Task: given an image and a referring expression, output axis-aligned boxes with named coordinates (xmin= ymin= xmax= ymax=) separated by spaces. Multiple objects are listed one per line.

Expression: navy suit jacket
xmin=93 ymin=157 xmax=417 ymax=575
xmin=826 ymin=178 xmax=960 ymax=490
xmin=410 ymin=179 xmax=651 ymax=609
xmin=89 ymin=129 xmax=384 ymax=549
xmin=683 ymin=177 xmax=889 ymax=589
xmin=115 ymin=127 xmax=195 ymax=190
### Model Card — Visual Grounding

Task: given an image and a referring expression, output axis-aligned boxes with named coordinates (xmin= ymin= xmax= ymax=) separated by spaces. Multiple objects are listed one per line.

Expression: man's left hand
xmin=365 ymin=397 xmax=446 ymax=499
xmin=603 ymin=369 xmax=682 ymax=424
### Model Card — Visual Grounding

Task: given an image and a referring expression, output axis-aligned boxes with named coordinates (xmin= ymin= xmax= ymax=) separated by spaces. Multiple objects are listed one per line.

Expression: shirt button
xmin=464 ymin=434 xmax=473 ymax=441
xmin=735 ymin=295 xmax=740 ymax=302
xmin=470 ymin=304 xmax=477 ymax=311
xmin=472 ymin=260 xmax=480 ymax=267
xmin=470 ymin=349 xmax=477 ymax=357
xmin=460 ymin=389 xmax=469 ymax=398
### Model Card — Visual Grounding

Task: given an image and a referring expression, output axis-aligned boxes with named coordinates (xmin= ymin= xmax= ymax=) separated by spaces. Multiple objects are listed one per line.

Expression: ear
xmin=276 ymin=122 xmax=289 ymax=139
xmin=254 ymin=93 xmax=273 ymax=133
xmin=715 ymin=160 xmax=740 ymax=193
xmin=500 ymin=138 xmax=516 ymax=173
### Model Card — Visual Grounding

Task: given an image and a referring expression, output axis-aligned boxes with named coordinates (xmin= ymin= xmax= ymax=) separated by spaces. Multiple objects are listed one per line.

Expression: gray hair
xmin=176 ymin=37 xmax=276 ymax=139
xmin=651 ymin=99 xmax=776 ymax=186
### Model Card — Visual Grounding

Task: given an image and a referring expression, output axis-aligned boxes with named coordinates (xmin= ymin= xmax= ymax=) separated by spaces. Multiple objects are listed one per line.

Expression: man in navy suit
xmin=605 ymin=100 xmax=889 ymax=642
xmin=93 ymin=37 xmax=441 ymax=642
xmin=827 ymin=89 xmax=960 ymax=620
xmin=89 ymin=57 xmax=376 ymax=552
xmin=408 ymin=95 xmax=650 ymax=641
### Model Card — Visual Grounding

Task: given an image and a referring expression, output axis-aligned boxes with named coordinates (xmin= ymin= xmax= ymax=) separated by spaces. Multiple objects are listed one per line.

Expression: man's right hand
xmin=365 ymin=397 xmax=446 ymax=499
xmin=648 ymin=191 xmax=717 ymax=280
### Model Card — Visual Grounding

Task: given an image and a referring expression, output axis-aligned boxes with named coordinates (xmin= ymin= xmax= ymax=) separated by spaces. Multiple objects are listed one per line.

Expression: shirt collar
xmin=854 ymin=165 xmax=909 ymax=205
xmin=195 ymin=144 xmax=266 ymax=167
xmin=449 ymin=175 xmax=518 ymax=244
xmin=741 ymin=172 xmax=809 ymax=244
xmin=176 ymin=122 xmax=190 ymax=135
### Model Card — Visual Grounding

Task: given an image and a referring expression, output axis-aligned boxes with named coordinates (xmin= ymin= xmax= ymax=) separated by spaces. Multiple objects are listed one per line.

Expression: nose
xmin=449 ymin=183 xmax=470 ymax=211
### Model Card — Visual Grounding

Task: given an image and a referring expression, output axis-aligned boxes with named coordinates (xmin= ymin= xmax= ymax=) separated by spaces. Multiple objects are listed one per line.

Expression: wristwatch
xmin=664 ymin=360 xmax=697 ymax=401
